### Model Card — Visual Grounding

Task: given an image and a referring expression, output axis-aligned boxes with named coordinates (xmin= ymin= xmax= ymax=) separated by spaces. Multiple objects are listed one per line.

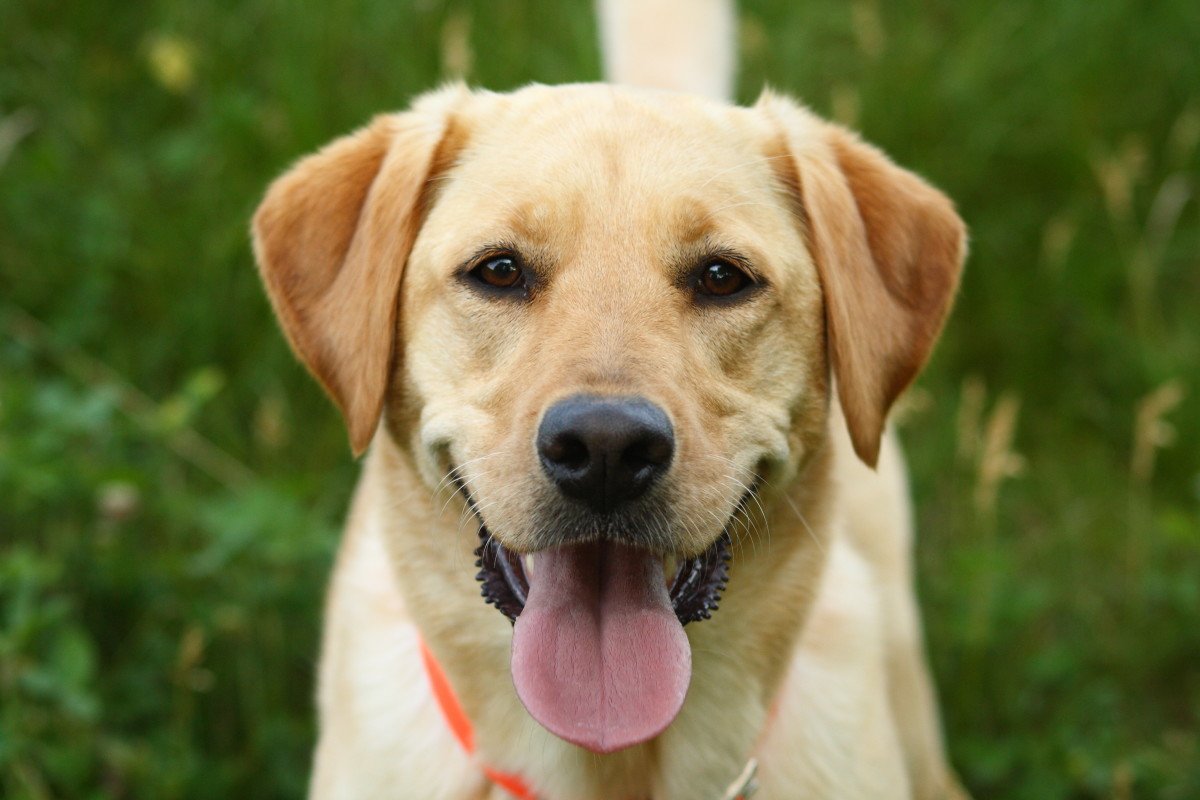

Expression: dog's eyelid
xmin=709 ymin=250 xmax=761 ymax=282
xmin=458 ymin=243 xmax=522 ymax=274
xmin=458 ymin=246 xmax=536 ymax=298
xmin=679 ymin=248 xmax=767 ymax=304
xmin=680 ymin=242 xmax=762 ymax=278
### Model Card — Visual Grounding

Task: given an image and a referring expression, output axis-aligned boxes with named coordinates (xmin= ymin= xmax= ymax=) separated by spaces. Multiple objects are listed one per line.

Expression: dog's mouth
xmin=475 ymin=526 xmax=732 ymax=627
xmin=456 ymin=474 xmax=751 ymax=754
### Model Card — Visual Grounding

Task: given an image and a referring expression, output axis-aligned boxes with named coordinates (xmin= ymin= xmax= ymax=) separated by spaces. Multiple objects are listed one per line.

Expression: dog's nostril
xmin=537 ymin=395 xmax=674 ymax=513
xmin=543 ymin=433 xmax=589 ymax=472
xmin=624 ymin=434 xmax=673 ymax=471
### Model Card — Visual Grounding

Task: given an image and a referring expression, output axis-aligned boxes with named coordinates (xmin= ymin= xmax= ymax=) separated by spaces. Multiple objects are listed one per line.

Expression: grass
xmin=1 ymin=0 xmax=1197 ymax=797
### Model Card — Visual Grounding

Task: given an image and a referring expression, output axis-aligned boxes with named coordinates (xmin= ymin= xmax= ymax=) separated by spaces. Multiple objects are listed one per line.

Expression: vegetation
xmin=2 ymin=0 xmax=1196 ymax=797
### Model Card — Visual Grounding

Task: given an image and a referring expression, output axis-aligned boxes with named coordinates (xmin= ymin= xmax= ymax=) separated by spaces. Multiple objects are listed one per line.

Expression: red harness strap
xmin=419 ymin=638 xmax=539 ymax=799
xmin=418 ymin=637 xmax=755 ymax=800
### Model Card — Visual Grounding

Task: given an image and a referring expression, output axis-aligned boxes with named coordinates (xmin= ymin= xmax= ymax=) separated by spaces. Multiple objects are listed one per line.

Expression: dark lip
xmin=453 ymin=470 xmax=753 ymax=626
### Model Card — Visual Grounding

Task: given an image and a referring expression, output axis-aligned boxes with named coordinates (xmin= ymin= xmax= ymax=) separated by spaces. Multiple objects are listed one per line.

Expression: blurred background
xmin=1 ymin=0 xmax=1197 ymax=797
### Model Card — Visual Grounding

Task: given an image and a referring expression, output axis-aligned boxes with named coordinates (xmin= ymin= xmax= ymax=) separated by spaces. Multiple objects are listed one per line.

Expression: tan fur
xmin=253 ymin=82 xmax=968 ymax=799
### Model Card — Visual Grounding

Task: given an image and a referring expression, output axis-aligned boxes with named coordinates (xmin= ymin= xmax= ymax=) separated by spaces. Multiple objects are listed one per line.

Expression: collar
xmin=418 ymin=637 xmax=759 ymax=800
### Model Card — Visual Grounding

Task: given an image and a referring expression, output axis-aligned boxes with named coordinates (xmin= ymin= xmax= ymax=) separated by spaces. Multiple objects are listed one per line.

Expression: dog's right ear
xmin=252 ymin=88 xmax=467 ymax=455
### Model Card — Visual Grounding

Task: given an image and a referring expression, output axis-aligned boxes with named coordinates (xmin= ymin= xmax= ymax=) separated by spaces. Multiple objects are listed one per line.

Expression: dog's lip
xmin=476 ymin=526 xmax=733 ymax=626
xmin=453 ymin=469 xmax=753 ymax=626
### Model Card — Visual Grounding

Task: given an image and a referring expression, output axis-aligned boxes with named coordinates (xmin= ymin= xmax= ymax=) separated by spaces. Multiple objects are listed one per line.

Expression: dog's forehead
xmin=460 ymin=84 xmax=762 ymax=173
xmin=431 ymin=85 xmax=796 ymax=254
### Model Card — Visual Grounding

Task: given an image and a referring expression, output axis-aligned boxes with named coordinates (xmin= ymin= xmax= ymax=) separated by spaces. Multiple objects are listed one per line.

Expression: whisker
xmin=778 ymin=492 xmax=824 ymax=555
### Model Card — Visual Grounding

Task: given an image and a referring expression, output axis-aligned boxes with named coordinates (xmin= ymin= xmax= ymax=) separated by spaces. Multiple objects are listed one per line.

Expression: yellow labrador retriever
xmin=251 ymin=5 xmax=968 ymax=799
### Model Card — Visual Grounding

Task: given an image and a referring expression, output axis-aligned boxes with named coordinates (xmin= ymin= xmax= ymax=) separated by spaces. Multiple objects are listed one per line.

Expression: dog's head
xmin=252 ymin=83 xmax=964 ymax=753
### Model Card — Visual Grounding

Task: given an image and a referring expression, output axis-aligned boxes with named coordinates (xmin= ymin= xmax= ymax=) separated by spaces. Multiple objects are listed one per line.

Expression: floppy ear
xmin=760 ymin=94 xmax=967 ymax=467
xmin=252 ymin=90 xmax=465 ymax=455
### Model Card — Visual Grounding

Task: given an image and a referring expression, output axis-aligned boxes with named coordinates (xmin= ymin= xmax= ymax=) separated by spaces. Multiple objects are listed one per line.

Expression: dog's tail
xmin=596 ymin=0 xmax=736 ymax=102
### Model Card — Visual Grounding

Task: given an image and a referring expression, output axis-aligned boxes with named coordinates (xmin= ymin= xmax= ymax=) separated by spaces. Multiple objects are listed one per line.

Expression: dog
xmin=251 ymin=1 xmax=969 ymax=797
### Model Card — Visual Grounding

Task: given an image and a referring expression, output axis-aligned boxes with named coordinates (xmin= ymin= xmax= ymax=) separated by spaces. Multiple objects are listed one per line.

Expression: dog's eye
xmin=470 ymin=255 xmax=525 ymax=291
xmin=697 ymin=260 xmax=753 ymax=298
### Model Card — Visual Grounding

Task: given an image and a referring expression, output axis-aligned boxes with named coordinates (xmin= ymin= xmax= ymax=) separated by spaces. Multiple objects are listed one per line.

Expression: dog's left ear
xmin=759 ymin=94 xmax=967 ymax=467
xmin=252 ymin=87 xmax=468 ymax=455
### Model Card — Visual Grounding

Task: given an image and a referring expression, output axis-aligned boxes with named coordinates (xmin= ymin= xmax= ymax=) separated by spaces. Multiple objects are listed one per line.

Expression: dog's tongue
xmin=511 ymin=541 xmax=691 ymax=754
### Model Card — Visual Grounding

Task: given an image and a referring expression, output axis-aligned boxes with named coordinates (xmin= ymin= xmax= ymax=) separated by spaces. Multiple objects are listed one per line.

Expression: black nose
xmin=537 ymin=395 xmax=674 ymax=513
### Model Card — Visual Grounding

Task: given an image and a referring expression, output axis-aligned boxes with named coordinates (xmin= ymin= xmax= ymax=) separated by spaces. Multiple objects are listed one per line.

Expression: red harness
xmin=419 ymin=638 xmax=539 ymax=799
xmin=418 ymin=638 xmax=757 ymax=800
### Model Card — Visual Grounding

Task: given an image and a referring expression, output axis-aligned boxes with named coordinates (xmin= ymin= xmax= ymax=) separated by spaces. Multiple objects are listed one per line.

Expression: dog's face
xmin=399 ymin=86 xmax=826 ymax=561
xmin=252 ymin=83 xmax=964 ymax=755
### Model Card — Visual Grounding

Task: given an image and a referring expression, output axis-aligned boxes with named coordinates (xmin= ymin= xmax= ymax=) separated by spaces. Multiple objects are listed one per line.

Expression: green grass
xmin=1 ymin=0 xmax=1197 ymax=797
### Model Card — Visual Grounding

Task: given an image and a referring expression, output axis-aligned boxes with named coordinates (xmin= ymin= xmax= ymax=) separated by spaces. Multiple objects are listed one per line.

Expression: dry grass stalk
xmin=254 ymin=390 xmax=289 ymax=451
xmin=1166 ymin=102 xmax=1200 ymax=168
xmin=1131 ymin=379 xmax=1185 ymax=485
xmin=738 ymin=15 xmax=768 ymax=61
xmin=1092 ymin=125 xmax=1193 ymax=336
xmin=890 ymin=385 xmax=932 ymax=427
xmin=1039 ymin=211 xmax=1077 ymax=275
xmin=1092 ymin=138 xmax=1146 ymax=231
xmin=851 ymin=0 xmax=885 ymax=59
xmin=974 ymin=391 xmax=1025 ymax=517
xmin=830 ymin=82 xmax=861 ymax=129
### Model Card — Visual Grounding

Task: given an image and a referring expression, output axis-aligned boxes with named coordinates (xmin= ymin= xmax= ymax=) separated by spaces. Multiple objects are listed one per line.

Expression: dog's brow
xmin=697 ymin=153 xmax=794 ymax=191
xmin=699 ymin=201 xmax=780 ymax=226
xmin=429 ymin=174 xmax=530 ymax=224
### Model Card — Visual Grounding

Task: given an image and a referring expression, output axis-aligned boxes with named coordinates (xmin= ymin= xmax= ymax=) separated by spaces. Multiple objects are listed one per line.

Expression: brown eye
xmin=471 ymin=255 xmax=525 ymax=290
xmin=698 ymin=260 xmax=752 ymax=298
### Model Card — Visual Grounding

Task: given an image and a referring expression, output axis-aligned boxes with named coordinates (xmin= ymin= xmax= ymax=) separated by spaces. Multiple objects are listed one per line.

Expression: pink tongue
xmin=511 ymin=541 xmax=691 ymax=754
